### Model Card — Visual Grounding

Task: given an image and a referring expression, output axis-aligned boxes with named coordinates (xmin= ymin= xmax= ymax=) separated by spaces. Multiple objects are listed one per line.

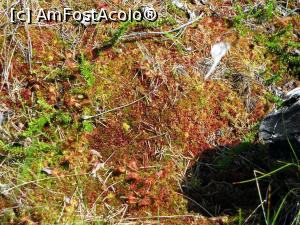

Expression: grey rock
xmin=259 ymin=88 xmax=300 ymax=157
xmin=285 ymin=87 xmax=300 ymax=101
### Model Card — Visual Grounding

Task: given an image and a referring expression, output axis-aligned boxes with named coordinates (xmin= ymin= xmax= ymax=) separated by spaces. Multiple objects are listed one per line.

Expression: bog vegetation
xmin=0 ymin=0 xmax=299 ymax=224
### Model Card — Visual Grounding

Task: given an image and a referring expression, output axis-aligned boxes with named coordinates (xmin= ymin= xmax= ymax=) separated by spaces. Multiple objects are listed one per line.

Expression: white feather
xmin=205 ymin=42 xmax=230 ymax=80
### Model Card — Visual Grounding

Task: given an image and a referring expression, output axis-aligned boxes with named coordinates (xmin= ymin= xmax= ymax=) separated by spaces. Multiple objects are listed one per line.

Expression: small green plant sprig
xmin=94 ymin=20 xmax=134 ymax=54
xmin=233 ymin=0 xmax=276 ymax=35
xmin=79 ymin=54 xmax=95 ymax=87
xmin=255 ymin=24 xmax=300 ymax=79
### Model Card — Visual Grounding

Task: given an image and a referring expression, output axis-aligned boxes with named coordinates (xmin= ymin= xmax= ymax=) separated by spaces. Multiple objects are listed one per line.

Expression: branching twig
xmin=82 ymin=96 xmax=146 ymax=121
xmin=1 ymin=172 xmax=90 ymax=195
xmin=82 ymin=85 xmax=161 ymax=120
xmin=121 ymin=13 xmax=204 ymax=40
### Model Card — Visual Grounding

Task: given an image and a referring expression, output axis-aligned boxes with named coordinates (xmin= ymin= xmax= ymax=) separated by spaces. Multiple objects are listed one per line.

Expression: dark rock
xmin=259 ymin=88 xmax=300 ymax=158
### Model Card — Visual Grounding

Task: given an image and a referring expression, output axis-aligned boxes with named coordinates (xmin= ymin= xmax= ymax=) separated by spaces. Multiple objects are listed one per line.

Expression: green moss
xmin=82 ymin=120 xmax=94 ymax=132
xmin=2 ymin=139 xmax=56 ymax=158
xmin=265 ymin=92 xmax=283 ymax=107
xmin=233 ymin=1 xmax=276 ymax=35
xmin=167 ymin=2 xmax=187 ymax=18
xmin=22 ymin=99 xmax=54 ymax=138
xmin=94 ymin=65 xmax=115 ymax=104
xmin=243 ymin=124 xmax=259 ymax=143
xmin=80 ymin=54 xmax=95 ymax=87
xmin=99 ymin=21 xmax=133 ymax=51
xmin=55 ymin=112 xmax=72 ymax=125
xmin=122 ymin=122 xmax=131 ymax=132
xmin=23 ymin=115 xmax=51 ymax=137
xmin=198 ymin=96 xmax=208 ymax=109
xmin=256 ymin=24 xmax=299 ymax=77
xmin=70 ymin=86 xmax=87 ymax=95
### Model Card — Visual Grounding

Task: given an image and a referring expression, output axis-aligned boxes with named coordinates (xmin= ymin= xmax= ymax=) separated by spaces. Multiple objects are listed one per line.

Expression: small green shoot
xmin=80 ymin=54 xmax=95 ymax=87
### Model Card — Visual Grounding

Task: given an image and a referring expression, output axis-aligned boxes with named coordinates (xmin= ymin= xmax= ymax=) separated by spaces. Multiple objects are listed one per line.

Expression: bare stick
xmin=1 ymin=173 xmax=90 ymax=195
xmin=121 ymin=13 xmax=204 ymax=40
xmin=81 ymin=96 xmax=146 ymax=120
xmin=82 ymin=85 xmax=161 ymax=120
xmin=24 ymin=22 xmax=33 ymax=73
